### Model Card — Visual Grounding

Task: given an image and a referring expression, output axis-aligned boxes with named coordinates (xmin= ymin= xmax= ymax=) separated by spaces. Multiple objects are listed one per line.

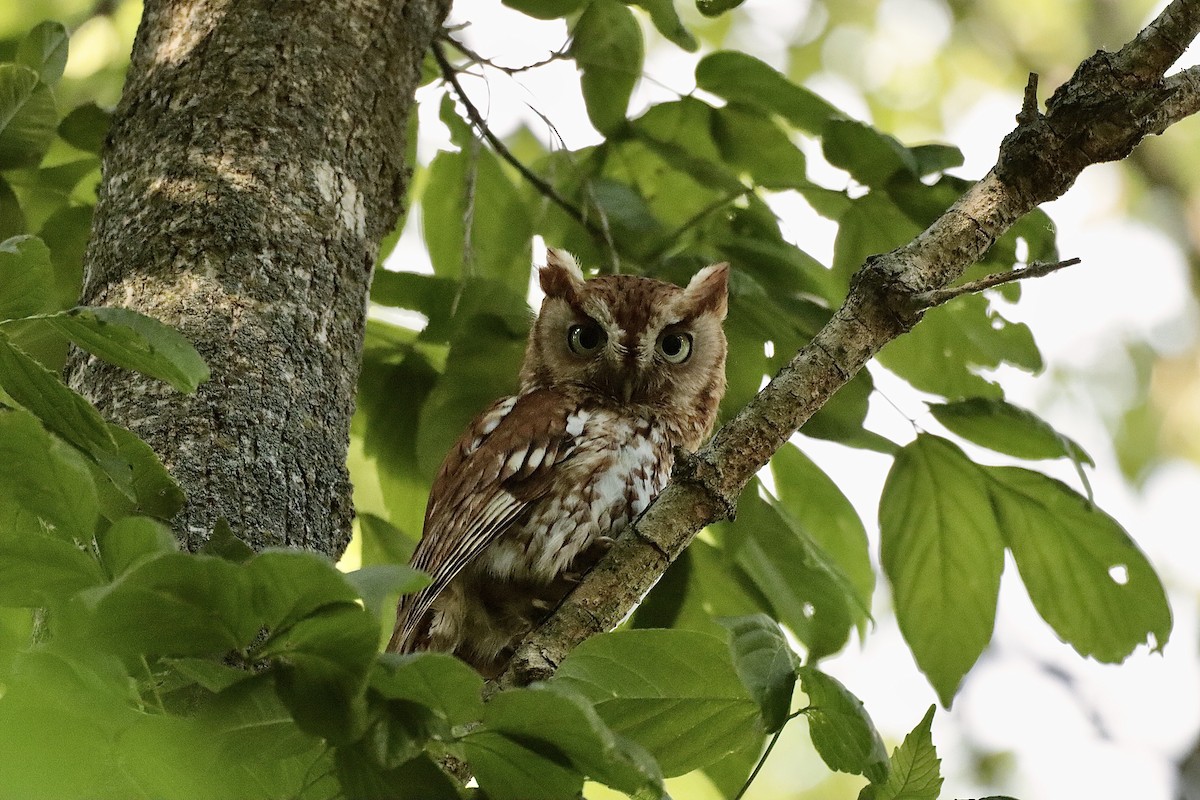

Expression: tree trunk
xmin=69 ymin=0 xmax=450 ymax=555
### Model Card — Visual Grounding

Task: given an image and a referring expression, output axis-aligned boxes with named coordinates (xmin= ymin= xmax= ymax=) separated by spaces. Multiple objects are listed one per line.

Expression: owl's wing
xmin=388 ymin=387 xmax=578 ymax=653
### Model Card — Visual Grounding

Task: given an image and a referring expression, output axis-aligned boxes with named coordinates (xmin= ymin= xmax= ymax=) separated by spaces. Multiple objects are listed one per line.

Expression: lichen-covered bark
xmin=70 ymin=0 xmax=451 ymax=554
xmin=497 ymin=0 xmax=1200 ymax=689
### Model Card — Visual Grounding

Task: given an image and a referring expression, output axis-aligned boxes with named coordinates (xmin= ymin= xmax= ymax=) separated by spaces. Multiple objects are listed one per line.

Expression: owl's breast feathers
xmin=387 ymin=387 xmax=679 ymax=656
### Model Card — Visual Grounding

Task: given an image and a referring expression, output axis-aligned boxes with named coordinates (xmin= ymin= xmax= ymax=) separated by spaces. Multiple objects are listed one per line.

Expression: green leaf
xmin=696 ymin=0 xmax=746 ymax=14
xmin=718 ymin=614 xmax=797 ymax=733
xmin=96 ymin=515 xmax=177 ymax=577
xmin=106 ymin=423 xmax=186 ymax=520
xmin=572 ymin=0 xmax=644 ymax=134
xmin=43 ymin=306 xmax=210 ymax=393
xmin=0 ymin=407 xmax=99 ymax=539
xmin=0 ymin=329 xmax=121 ymax=469
xmin=861 ymin=706 xmax=942 ymax=800
xmin=712 ymin=104 xmax=807 ymax=189
xmin=370 ymin=270 xmax=456 ymax=321
xmin=822 ymin=119 xmax=918 ymax=188
xmin=910 ymin=144 xmax=964 ymax=177
xmin=929 ymin=397 xmax=1093 ymax=465
xmin=343 ymin=563 xmax=429 ymax=618
xmin=879 ymin=435 xmax=1005 ymax=707
xmin=984 ymin=466 xmax=1171 ymax=660
xmin=261 ymin=604 xmax=379 ymax=742
xmin=37 ymin=203 xmax=92 ymax=308
xmin=0 ymin=177 xmax=25 ymax=239
xmin=16 ymin=21 xmax=70 ymax=85
xmin=200 ymin=518 xmax=255 ymax=563
xmin=628 ymin=0 xmax=697 ymax=51
xmin=421 ymin=147 xmax=533 ymax=294
xmin=725 ymin=487 xmax=859 ymax=659
xmin=165 ymin=656 xmax=252 ymax=693
xmin=0 ymin=64 xmax=57 ymax=169
xmin=0 ymin=235 xmax=53 ymax=320
xmin=798 ymin=666 xmax=889 ymax=783
xmin=87 ymin=552 xmax=258 ymax=655
xmin=57 ymin=102 xmax=112 ymax=153
xmin=695 ymin=51 xmax=840 ymax=135
xmin=466 ymin=686 xmax=663 ymax=798
xmin=770 ymin=443 xmax=874 ymax=627
xmin=0 ymin=530 xmax=105 ymax=606
xmin=552 ymin=629 xmax=762 ymax=776
xmin=502 ymin=0 xmax=588 ymax=18
xmin=372 ymin=651 xmax=485 ymax=728
xmin=358 ymin=512 xmax=419 ymax=566
xmin=832 ymin=192 xmax=922 ymax=289
xmin=246 ymin=549 xmax=360 ymax=631
xmin=336 ymin=748 xmax=462 ymax=800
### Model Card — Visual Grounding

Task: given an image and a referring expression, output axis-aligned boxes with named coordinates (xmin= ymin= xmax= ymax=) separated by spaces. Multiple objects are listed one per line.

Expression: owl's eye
xmin=657 ymin=332 xmax=693 ymax=364
xmin=567 ymin=323 xmax=606 ymax=355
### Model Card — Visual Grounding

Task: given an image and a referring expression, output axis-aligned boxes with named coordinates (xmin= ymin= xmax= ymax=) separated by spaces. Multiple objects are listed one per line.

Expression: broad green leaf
xmin=832 ymin=191 xmax=921 ymax=288
xmin=798 ymin=666 xmax=889 ymax=783
xmin=421 ymin=146 xmax=533 ymax=294
xmin=552 ymin=629 xmax=762 ymax=776
xmin=0 ymin=530 xmax=105 ymax=606
xmin=0 ymin=329 xmax=122 ymax=470
xmin=878 ymin=294 xmax=1041 ymax=399
xmin=37 ymin=203 xmax=93 ymax=308
xmin=106 ymin=422 xmax=186 ymax=520
xmin=712 ymin=104 xmax=807 ymax=189
xmin=718 ymin=614 xmax=797 ymax=733
xmin=372 ymin=651 xmax=485 ymax=728
xmin=910 ymin=143 xmax=964 ymax=177
xmin=985 ymin=466 xmax=1171 ymax=660
xmin=57 ymin=101 xmax=112 ymax=153
xmin=822 ymin=119 xmax=919 ymax=188
xmin=358 ymin=512 xmax=419 ymax=566
xmin=44 ymin=306 xmax=210 ymax=393
xmin=0 ymin=407 xmax=98 ymax=539
xmin=860 ymin=706 xmax=942 ymax=800
xmin=261 ymin=603 xmax=378 ymax=742
xmin=16 ymin=21 xmax=69 ymax=85
xmin=572 ymin=0 xmax=643 ymax=134
xmin=929 ymin=397 xmax=1093 ymax=465
xmin=201 ymin=518 xmax=255 ymax=563
xmin=247 ymin=549 xmax=360 ymax=631
xmin=0 ymin=177 xmax=24 ymax=239
xmin=467 ymin=686 xmax=663 ymax=798
xmin=502 ymin=0 xmax=588 ymax=18
xmin=0 ymin=64 xmax=57 ymax=169
xmin=336 ymin=748 xmax=461 ymax=800
xmin=0 ymin=235 xmax=53 ymax=320
xmin=879 ymin=435 xmax=1004 ymax=707
xmin=770 ymin=444 xmax=874 ymax=626
xmin=463 ymin=729 xmax=583 ymax=799
xmin=697 ymin=0 xmax=746 ymax=14
xmin=343 ymin=563 xmax=429 ymax=618
xmin=725 ymin=487 xmax=858 ymax=659
xmin=628 ymin=0 xmax=697 ymax=51
xmin=165 ymin=656 xmax=252 ymax=693
xmin=96 ymin=515 xmax=177 ymax=577
xmin=370 ymin=269 xmax=456 ymax=321
xmin=360 ymin=697 xmax=435 ymax=770
xmin=695 ymin=51 xmax=840 ymax=135
xmin=87 ymin=552 xmax=258 ymax=655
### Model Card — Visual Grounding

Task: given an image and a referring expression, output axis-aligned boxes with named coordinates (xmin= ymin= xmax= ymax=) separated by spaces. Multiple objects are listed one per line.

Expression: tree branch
xmin=491 ymin=0 xmax=1200 ymax=690
xmin=911 ymin=258 xmax=1082 ymax=309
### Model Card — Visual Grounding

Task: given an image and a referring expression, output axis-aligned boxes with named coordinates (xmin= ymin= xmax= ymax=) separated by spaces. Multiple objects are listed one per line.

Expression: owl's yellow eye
xmin=568 ymin=323 xmax=606 ymax=355
xmin=657 ymin=332 xmax=693 ymax=364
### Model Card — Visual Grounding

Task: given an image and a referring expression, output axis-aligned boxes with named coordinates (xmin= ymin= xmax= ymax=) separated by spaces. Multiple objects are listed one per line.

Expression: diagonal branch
xmin=493 ymin=0 xmax=1200 ymax=690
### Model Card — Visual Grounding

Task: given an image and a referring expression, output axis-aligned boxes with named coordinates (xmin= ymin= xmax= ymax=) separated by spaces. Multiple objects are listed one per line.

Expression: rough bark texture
xmin=70 ymin=0 xmax=451 ymax=553
xmin=496 ymin=0 xmax=1200 ymax=690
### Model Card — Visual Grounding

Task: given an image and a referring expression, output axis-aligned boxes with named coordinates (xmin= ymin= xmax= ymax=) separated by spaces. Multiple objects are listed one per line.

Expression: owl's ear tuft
xmin=539 ymin=248 xmax=586 ymax=302
xmin=679 ymin=262 xmax=729 ymax=320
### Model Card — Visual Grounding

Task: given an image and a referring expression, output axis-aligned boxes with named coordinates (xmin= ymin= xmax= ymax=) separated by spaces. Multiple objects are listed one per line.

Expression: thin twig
xmin=912 ymin=257 xmax=1082 ymax=309
xmin=431 ymin=41 xmax=612 ymax=252
xmin=732 ymin=727 xmax=784 ymax=800
xmin=440 ymin=31 xmax=568 ymax=75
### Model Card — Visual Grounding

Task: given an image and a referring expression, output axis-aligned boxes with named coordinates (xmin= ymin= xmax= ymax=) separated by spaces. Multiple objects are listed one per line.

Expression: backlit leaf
xmin=0 ymin=64 xmax=57 ymax=169
xmin=572 ymin=0 xmax=643 ymax=134
xmin=799 ymin=666 xmax=889 ymax=783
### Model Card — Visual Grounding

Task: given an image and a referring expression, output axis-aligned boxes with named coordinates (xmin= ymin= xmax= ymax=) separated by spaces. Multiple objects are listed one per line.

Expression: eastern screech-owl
xmin=387 ymin=249 xmax=729 ymax=675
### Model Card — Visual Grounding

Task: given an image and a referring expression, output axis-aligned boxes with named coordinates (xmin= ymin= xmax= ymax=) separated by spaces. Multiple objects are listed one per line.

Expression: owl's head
xmin=520 ymin=249 xmax=729 ymax=435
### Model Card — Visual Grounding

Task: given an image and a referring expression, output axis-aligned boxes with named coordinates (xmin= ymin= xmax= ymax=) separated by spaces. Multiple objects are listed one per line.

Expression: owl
xmin=387 ymin=249 xmax=729 ymax=676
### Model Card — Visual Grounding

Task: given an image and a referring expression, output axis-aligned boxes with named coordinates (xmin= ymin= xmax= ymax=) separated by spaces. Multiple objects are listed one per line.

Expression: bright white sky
xmin=384 ymin=2 xmax=1200 ymax=797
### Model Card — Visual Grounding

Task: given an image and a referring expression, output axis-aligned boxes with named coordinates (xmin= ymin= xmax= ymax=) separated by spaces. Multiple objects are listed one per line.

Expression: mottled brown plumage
xmin=387 ymin=250 xmax=729 ymax=675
